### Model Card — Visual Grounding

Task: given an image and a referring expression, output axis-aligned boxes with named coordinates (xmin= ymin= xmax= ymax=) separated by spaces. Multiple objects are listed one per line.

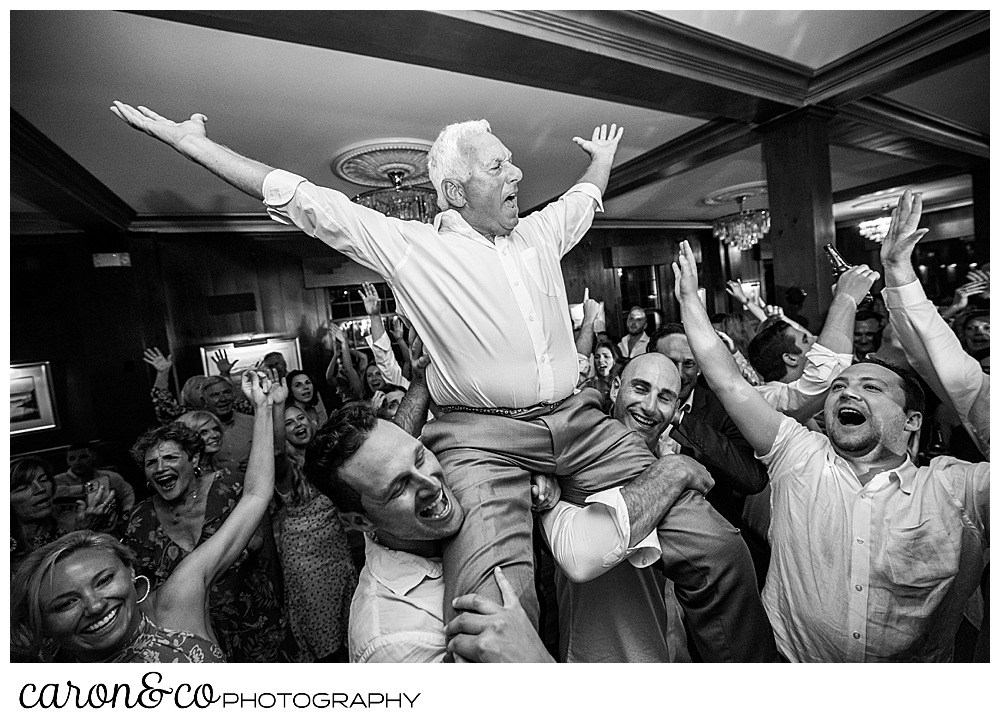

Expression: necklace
xmin=165 ymin=480 xmax=201 ymax=524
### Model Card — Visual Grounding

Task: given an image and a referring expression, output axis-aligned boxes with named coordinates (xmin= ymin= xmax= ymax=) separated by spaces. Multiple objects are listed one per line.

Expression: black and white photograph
xmin=8 ymin=7 xmax=990 ymax=720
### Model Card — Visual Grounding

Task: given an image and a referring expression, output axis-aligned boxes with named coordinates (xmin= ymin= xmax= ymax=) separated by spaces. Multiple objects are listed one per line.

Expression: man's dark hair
xmin=304 ymin=402 xmax=379 ymax=516
xmin=648 ymin=322 xmax=685 ymax=349
xmin=66 ymin=440 xmax=94 ymax=454
xmin=129 ymin=423 xmax=204 ymax=465
xmin=854 ymin=310 xmax=883 ymax=326
xmin=748 ymin=321 xmax=799 ymax=383
xmin=854 ymin=358 xmax=925 ymax=415
xmin=785 ymin=287 xmax=807 ymax=306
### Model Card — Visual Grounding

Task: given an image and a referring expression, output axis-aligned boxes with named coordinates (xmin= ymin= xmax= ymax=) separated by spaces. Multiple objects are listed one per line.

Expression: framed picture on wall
xmin=200 ymin=337 xmax=303 ymax=377
xmin=10 ymin=362 xmax=59 ymax=435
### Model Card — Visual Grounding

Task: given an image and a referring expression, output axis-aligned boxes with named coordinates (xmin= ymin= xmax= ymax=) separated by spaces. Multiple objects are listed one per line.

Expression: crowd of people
xmin=8 ymin=104 xmax=989 ymax=664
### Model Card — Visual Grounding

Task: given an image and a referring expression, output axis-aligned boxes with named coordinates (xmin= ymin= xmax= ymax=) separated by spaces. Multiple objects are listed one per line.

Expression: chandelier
xmin=858 ymin=214 xmax=892 ymax=243
xmin=712 ymin=195 xmax=770 ymax=251
xmin=331 ymin=139 xmax=437 ymax=224
xmin=353 ymin=170 xmax=436 ymax=223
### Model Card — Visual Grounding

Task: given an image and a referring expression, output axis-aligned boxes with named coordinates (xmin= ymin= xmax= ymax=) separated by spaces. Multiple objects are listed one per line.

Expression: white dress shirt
xmin=883 ymin=280 xmax=990 ymax=459
xmin=264 ymin=171 xmax=602 ymax=408
xmin=760 ymin=416 xmax=989 ymax=662
xmin=364 ymin=331 xmax=409 ymax=390
xmin=757 ymin=342 xmax=852 ymax=424
xmin=348 ymin=534 xmax=446 ymax=663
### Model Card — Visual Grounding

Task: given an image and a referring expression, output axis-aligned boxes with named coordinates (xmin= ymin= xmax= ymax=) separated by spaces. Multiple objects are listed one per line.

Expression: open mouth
xmin=153 ymin=473 xmax=179 ymax=492
xmin=82 ymin=607 xmax=119 ymax=635
xmin=503 ymin=192 xmax=518 ymax=210
xmin=837 ymin=408 xmax=867 ymax=426
xmin=628 ymin=410 xmax=660 ymax=430
xmin=418 ymin=488 xmax=451 ymax=520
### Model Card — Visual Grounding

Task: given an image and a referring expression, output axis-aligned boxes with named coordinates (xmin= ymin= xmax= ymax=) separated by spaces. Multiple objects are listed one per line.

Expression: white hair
xmin=427 ymin=119 xmax=492 ymax=211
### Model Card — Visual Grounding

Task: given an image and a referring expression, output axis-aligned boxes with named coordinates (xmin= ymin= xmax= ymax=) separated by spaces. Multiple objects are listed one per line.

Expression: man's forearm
xmin=393 ymin=378 xmax=431 ymax=437
xmin=576 ymin=153 xmax=615 ymax=196
xmin=816 ymin=293 xmax=860 ymax=355
xmin=620 ymin=456 xmax=690 ymax=545
xmin=175 ymin=134 xmax=275 ymax=200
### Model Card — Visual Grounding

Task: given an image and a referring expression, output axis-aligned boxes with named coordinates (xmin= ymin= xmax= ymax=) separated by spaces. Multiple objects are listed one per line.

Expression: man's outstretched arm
xmin=111 ymin=102 xmax=274 ymax=199
xmin=674 ymin=241 xmax=785 ymax=457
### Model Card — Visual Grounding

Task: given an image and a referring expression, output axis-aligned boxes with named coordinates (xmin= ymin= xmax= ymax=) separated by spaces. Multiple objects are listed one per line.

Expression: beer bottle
xmin=824 ymin=244 xmax=872 ymax=303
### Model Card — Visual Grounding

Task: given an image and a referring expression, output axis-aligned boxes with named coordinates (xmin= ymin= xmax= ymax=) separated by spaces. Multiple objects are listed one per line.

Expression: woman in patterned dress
xmin=271 ymin=379 xmax=357 ymax=662
xmin=123 ymin=383 xmax=289 ymax=663
xmin=10 ymin=371 xmax=278 ymax=663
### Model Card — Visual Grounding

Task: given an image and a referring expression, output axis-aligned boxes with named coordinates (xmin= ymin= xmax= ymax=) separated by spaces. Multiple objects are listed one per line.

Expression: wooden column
xmin=761 ymin=108 xmax=837 ymax=329
xmin=971 ymin=166 xmax=989 ymax=263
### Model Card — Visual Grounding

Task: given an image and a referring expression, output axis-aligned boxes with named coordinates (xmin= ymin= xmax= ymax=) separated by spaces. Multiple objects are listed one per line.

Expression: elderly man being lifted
xmin=112 ymin=102 xmax=772 ymax=661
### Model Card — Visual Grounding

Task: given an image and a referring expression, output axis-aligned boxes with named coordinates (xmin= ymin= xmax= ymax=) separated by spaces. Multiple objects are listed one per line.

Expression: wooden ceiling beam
xmin=807 ymin=10 xmax=989 ymax=106
xmin=131 ymin=10 xmax=800 ymax=123
xmin=11 ymin=109 xmax=135 ymax=233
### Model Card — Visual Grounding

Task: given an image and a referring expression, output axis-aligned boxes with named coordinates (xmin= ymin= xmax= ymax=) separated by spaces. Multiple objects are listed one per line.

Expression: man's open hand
xmin=111 ymin=101 xmax=208 ymax=150
xmin=881 ymin=189 xmax=929 ymax=267
xmin=573 ymin=123 xmax=624 ymax=161
xmin=672 ymin=240 xmax=701 ymax=304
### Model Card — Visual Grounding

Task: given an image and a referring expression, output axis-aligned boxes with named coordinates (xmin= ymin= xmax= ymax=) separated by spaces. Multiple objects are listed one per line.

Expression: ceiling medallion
xmin=704 ymin=182 xmax=770 ymax=251
xmin=331 ymin=139 xmax=437 ymax=224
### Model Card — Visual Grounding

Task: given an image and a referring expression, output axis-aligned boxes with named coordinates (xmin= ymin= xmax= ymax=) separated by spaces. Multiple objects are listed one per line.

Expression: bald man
xmin=544 ymin=353 xmax=776 ymax=661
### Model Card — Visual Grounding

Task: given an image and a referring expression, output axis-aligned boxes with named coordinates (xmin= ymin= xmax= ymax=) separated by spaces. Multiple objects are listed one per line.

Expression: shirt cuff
xmin=584 ymin=488 xmax=661 ymax=568
xmin=563 ymin=182 xmax=604 ymax=214
xmin=804 ymin=342 xmax=853 ymax=368
xmin=364 ymin=331 xmax=392 ymax=351
xmin=882 ymin=280 xmax=925 ymax=309
xmin=262 ymin=169 xmax=307 ymax=207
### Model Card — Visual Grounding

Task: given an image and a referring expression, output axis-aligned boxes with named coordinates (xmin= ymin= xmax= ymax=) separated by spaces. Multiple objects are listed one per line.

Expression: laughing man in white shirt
xmin=672 ymin=199 xmax=989 ymax=661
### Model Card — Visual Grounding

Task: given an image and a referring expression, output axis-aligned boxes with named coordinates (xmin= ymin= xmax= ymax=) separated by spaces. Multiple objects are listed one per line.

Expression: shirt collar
xmin=825 ymin=446 xmax=917 ymax=493
xmin=365 ymin=533 xmax=443 ymax=597
xmin=434 ymin=209 xmax=502 ymax=247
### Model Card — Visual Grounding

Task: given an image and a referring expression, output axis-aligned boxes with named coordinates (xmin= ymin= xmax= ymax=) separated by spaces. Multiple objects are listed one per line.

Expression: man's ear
xmin=338 ymin=510 xmax=376 ymax=534
xmin=442 ymin=179 xmax=466 ymax=209
xmin=609 ymin=377 xmax=621 ymax=405
xmin=903 ymin=410 xmax=923 ymax=434
xmin=781 ymin=351 xmax=801 ymax=369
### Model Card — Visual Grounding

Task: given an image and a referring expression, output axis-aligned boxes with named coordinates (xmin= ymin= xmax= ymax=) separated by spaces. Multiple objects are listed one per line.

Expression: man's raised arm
xmin=111 ymin=102 xmax=274 ymax=199
xmin=673 ymin=241 xmax=784 ymax=457
xmin=880 ymin=190 xmax=989 ymax=458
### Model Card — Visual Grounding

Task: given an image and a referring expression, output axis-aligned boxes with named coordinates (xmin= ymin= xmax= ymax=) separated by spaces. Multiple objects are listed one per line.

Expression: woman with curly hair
xmin=122 ymin=377 xmax=290 ymax=663
xmin=11 ymin=371 xmax=278 ymax=663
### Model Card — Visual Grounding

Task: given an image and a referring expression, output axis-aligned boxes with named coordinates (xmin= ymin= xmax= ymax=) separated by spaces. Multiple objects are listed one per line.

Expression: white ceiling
xmin=10 ymin=10 xmax=985 ymax=228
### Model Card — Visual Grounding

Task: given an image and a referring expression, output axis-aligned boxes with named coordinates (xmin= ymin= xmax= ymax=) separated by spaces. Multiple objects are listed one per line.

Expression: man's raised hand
xmin=672 ymin=240 xmax=701 ymax=304
xmin=881 ymin=189 xmax=929 ymax=266
xmin=359 ymin=282 xmax=381 ymax=316
xmin=110 ymin=102 xmax=208 ymax=150
xmin=573 ymin=123 xmax=624 ymax=160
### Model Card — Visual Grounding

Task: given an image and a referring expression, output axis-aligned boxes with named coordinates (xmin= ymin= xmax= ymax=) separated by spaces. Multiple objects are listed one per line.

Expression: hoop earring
xmin=134 ymin=575 xmax=150 ymax=604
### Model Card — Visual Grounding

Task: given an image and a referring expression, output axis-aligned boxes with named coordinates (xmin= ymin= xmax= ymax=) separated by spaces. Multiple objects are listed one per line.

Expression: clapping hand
xmin=143 ymin=347 xmax=173 ymax=373
xmin=370 ymin=390 xmax=387 ymax=412
xmin=390 ymin=316 xmax=407 ymax=340
xmin=265 ymin=367 xmax=288 ymax=406
xmin=242 ymin=369 xmax=273 ymax=409
xmin=211 ymin=350 xmax=237 ymax=376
